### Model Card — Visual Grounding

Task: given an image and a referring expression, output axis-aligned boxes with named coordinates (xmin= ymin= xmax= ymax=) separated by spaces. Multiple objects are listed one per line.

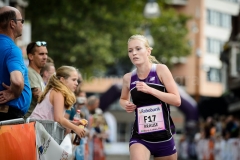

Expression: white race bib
xmin=137 ymin=104 xmax=165 ymax=134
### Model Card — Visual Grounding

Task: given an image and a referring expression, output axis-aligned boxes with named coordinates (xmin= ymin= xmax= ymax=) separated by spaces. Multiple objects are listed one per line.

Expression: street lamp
xmin=143 ymin=0 xmax=160 ymax=46
xmin=144 ymin=26 xmax=155 ymax=47
xmin=143 ymin=0 xmax=161 ymax=19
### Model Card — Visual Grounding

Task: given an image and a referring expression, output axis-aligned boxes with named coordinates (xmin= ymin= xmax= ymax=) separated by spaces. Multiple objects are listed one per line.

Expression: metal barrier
xmin=0 ymin=118 xmax=65 ymax=144
xmin=26 ymin=118 xmax=65 ymax=144
xmin=0 ymin=118 xmax=25 ymax=126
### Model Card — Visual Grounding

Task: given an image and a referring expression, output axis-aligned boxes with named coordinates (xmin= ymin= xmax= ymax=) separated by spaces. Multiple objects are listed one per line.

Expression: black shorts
xmin=0 ymin=106 xmax=23 ymax=121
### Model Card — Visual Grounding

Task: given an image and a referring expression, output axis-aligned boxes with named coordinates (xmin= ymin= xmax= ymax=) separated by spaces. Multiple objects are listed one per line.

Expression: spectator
xmin=64 ymin=74 xmax=89 ymax=160
xmin=87 ymin=95 xmax=108 ymax=160
xmin=65 ymin=71 xmax=84 ymax=120
xmin=75 ymin=89 xmax=88 ymax=118
xmin=178 ymin=134 xmax=189 ymax=160
xmin=87 ymin=95 xmax=100 ymax=115
xmin=40 ymin=62 xmax=55 ymax=85
xmin=0 ymin=6 xmax=31 ymax=120
xmin=65 ymin=88 xmax=88 ymax=121
xmin=25 ymin=41 xmax=48 ymax=118
xmin=224 ymin=115 xmax=240 ymax=160
xmin=30 ymin=66 xmax=85 ymax=138
xmin=46 ymin=56 xmax=54 ymax=63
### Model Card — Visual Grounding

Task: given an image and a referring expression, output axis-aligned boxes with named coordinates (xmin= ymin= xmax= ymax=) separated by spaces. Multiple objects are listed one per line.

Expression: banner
xmin=0 ymin=122 xmax=36 ymax=160
xmin=35 ymin=121 xmax=75 ymax=160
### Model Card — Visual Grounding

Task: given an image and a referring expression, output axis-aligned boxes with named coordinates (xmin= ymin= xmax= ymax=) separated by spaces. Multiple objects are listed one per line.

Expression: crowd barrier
xmin=26 ymin=118 xmax=65 ymax=145
xmin=0 ymin=118 xmax=76 ymax=160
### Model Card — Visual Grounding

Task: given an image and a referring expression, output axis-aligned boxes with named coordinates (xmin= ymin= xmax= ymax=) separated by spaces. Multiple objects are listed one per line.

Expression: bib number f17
xmin=137 ymin=104 xmax=165 ymax=134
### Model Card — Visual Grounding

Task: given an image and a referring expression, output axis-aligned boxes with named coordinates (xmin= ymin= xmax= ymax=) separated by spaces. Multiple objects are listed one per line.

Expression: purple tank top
xmin=130 ymin=64 xmax=175 ymax=142
xmin=130 ymin=64 xmax=163 ymax=91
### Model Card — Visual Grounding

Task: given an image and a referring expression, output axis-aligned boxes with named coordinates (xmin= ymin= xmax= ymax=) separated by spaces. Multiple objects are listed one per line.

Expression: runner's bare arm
xmin=154 ymin=64 xmax=180 ymax=106
xmin=119 ymin=73 xmax=136 ymax=113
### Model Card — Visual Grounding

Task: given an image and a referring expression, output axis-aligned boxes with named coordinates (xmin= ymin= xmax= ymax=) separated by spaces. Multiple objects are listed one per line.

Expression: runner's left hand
xmin=136 ymin=81 xmax=151 ymax=94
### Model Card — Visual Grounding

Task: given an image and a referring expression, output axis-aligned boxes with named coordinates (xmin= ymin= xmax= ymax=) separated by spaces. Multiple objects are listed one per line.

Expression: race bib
xmin=137 ymin=104 xmax=165 ymax=134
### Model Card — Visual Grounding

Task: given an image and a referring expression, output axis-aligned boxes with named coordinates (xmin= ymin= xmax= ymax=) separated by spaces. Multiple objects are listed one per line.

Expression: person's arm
xmin=135 ymin=64 xmax=181 ymax=107
xmin=28 ymin=69 xmax=43 ymax=99
xmin=0 ymin=71 xmax=24 ymax=104
xmin=31 ymin=87 xmax=42 ymax=100
xmin=10 ymin=71 xmax=24 ymax=96
xmin=156 ymin=64 xmax=181 ymax=106
xmin=0 ymin=47 xmax=26 ymax=104
xmin=51 ymin=90 xmax=85 ymax=138
xmin=119 ymin=73 xmax=136 ymax=113
xmin=64 ymin=111 xmax=70 ymax=119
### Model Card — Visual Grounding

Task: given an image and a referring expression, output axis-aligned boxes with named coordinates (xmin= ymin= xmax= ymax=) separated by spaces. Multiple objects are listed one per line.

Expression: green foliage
xmin=26 ymin=0 xmax=191 ymax=77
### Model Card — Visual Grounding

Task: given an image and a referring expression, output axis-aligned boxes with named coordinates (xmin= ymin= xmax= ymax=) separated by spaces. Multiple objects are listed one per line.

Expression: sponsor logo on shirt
xmin=131 ymin=81 xmax=136 ymax=85
xmin=149 ymin=76 xmax=155 ymax=81
xmin=173 ymin=145 xmax=176 ymax=150
xmin=139 ymin=107 xmax=160 ymax=114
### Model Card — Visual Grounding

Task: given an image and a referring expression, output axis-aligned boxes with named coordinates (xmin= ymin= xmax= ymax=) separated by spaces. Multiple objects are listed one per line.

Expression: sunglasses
xmin=27 ymin=41 xmax=47 ymax=54
xmin=35 ymin=41 xmax=47 ymax=46
xmin=12 ymin=19 xmax=24 ymax=24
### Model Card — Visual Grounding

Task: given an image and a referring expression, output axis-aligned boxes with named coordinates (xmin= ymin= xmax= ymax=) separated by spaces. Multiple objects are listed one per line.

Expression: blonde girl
xmin=120 ymin=35 xmax=181 ymax=160
xmin=31 ymin=66 xmax=85 ymax=138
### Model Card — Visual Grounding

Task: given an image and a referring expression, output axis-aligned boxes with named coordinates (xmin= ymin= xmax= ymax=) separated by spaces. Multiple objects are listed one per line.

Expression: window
xmin=206 ymin=9 xmax=231 ymax=28
xmin=206 ymin=38 xmax=224 ymax=54
xmin=207 ymin=68 xmax=221 ymax=82
xmin=221 ymin=0 xmax=239 ymax=3
xmin=221 ymin=13 xmax=231 ymax=28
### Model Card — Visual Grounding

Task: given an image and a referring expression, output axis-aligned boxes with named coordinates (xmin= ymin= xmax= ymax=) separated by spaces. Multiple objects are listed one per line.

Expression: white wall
xmin=206 ymin=0 xmax=239 ymax=15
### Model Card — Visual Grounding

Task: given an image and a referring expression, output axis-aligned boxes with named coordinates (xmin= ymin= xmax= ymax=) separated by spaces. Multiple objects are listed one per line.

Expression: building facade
xmin=220 ymin=10 xmax=240 ymax=114
xmin=169 ymin=0 xmax=239 ymax=101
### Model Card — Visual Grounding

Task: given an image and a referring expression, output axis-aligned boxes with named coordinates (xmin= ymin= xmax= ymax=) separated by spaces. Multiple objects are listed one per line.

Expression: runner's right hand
xmin=125 ymin=101 xmax=136 ymax=113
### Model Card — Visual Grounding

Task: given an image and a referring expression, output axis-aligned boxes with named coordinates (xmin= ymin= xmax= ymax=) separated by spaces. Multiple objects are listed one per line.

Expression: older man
xmin=0 ymin=6 xmax=31 ymax=120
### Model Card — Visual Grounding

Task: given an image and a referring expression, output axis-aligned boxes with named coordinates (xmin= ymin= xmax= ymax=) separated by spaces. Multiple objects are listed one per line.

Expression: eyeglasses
xmin=12 ymin=19 xmax=24 ymax=24
xmin=35 ymin=41 xmax=47 ymax=46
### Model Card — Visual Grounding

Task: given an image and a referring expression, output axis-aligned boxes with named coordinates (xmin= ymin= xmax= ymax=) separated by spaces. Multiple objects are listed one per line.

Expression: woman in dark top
xmin=119 ymin=35 xmax=181 ymax=160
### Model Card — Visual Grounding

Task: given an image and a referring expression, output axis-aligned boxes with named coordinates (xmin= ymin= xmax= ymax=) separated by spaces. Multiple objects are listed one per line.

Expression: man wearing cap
xmin=25 ymin=41 xmax=48 ymax=118
xmin=0 ymin=6 xmax=31 ymax=120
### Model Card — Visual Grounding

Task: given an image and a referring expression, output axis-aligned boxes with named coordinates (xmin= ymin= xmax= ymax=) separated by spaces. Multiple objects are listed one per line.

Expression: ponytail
xmin=148 ymin=55 xmax=160 ymax=64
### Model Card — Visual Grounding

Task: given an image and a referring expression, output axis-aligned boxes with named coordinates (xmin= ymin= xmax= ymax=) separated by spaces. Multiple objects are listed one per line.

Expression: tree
xmin=26 ymin=0 xmax=190 ymax=78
